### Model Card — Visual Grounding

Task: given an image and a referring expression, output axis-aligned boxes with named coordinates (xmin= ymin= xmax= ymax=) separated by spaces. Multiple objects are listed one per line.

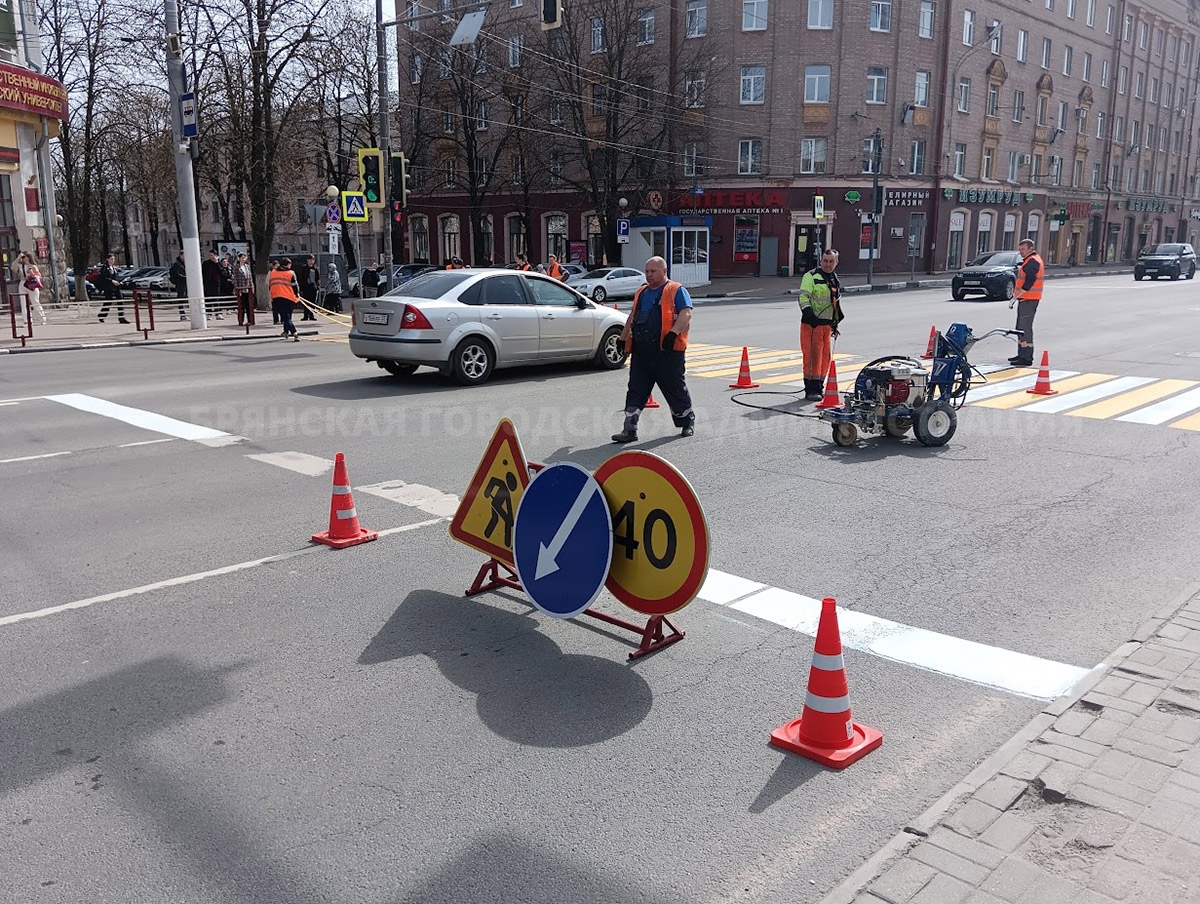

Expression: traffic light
xmin=391 ymin=152 xmax=410 ymax=208
xmin=540 ymin=0 xmax=563 ymax=29
xmin=358 ymin=147 xmax=385 ymax=208
xmin=391 ymin=201 xmax=404 ymax=225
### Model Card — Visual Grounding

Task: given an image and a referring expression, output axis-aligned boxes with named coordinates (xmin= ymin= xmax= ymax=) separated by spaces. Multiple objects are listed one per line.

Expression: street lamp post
xmin=376 ymin=0 xmax=393 ymax=279
xmin=164 ymin=0 xmax=204 ymax=328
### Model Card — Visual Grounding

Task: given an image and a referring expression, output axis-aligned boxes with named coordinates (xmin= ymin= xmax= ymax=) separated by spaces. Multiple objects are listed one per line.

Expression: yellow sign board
xmin=449 ymin=419 xmax=530 ymax=566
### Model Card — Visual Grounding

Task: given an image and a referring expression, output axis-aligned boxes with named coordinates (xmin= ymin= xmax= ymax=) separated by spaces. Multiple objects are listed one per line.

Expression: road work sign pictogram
xmin=449 ymin=419 xmax=530 ymax=566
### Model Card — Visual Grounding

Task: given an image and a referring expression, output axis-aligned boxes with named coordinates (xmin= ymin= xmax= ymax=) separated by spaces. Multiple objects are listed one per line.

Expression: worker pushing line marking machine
xmin=731 ymin=323 xmax=1023 ymax=448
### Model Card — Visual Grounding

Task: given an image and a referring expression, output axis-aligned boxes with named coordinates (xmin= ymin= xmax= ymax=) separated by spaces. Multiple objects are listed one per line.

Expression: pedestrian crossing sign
xmin=449 ymin=419 xmax=531 ymax=566
xmin=341 ymin=191 xmax=369 ymax=223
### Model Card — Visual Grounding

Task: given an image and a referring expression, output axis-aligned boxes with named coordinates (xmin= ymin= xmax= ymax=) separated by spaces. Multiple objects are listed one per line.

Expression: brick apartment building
xmin=397 ymin=0 xmax=1200 ymax=280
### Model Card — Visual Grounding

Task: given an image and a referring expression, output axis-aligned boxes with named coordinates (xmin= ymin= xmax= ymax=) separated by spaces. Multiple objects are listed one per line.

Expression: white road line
xmin=1116 ymin=384 xmax=1200 ymax=424
xmin=697 ymin=570 xmax=766 ymax=605
xmin=44 ymin=393 xmax=231 ymax=442
xmin=0 ymin=396 xmax=44 ymax=404
xmin=119 ymin=438 xmax=177 ymax=448
xmin=246 ymin=451 xmax=334 ymax=476
xmin=967 ymin=370 xmax=1079 ymax=402
xmin=0 ymin=401 xmax=20 ymax=407
xmin=0 ymin=518 xmax=444 ymax=629
xmin=697 ymin=569 xmax=1091 ymax=700
xmin=0 ymin=450 xmax=73 ymax=464
xmin=1021 ymin=375 xmax=1155 ymax=413
xmin=357 ymin=481 xmax=460 ymax=518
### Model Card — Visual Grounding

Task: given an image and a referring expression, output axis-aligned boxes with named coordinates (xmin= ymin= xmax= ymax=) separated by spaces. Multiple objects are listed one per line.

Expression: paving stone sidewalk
xmin=823 ymin=587 xmax=1200 ymax=904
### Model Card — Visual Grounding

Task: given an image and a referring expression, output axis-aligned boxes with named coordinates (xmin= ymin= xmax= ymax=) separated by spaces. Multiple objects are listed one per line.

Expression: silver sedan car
xmin=349 ymin=269 xmax=630 ymax=385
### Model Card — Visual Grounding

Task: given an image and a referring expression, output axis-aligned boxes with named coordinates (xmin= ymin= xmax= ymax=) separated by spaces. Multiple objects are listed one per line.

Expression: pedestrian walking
xmin=169 ymin=250 xmax=188 ymax=320
xmin=95 ymin=253 xmax=129 ymax=324
xmin=361 ymin=262 xmax=380 ymax=298
xmin=233 ymin=252 xmax=254 ymax=324
xmin=611 ymin=255 xmax=695 ymax=442
xmin=268 ymin=259 xmax=301 ymax=341
xmin=1009 ymin=238 xmax=1045 ymax=366
xmin=545 ymin=254 xmax=565 ymax=281
xmin=797 ymin=248 xmax=844 ymax=401
xmin=23 ymin=265 xmax=46 ymax=325
xmin=298 ymin=254 xmax=318 ymax=319
xmin=201 ymin=249 xmax=224 ymax=320
xmin=325 ymin=262 xmax=343 ymax=313
xmin=514 ymin=252 xmax=533 ymax=272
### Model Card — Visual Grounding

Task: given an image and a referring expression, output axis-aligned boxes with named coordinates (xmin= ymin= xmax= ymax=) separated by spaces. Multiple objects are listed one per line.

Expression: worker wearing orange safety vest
xmin=445 ymin=256 xmax=466 ymax=270
xmin=1009 ymin=238 xmax=1045 ymax=366
xmin=545 ymin=254 xmax=565 ymax=281
xmin=514 ymin=253 xmax=533 ymax=271
xmin=268 ymin=259 xmax=301 ymax=341
xmin=612 ymin=256 xmax=695 ymax=442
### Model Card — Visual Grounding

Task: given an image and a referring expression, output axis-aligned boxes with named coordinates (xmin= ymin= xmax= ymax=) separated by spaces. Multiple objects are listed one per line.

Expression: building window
xmin=982 ymin=147 xmax=994 ymax=180
xmin=1072 ymin=159 xmax=1082 ymax=187
xmin=1017 ymin=29 xmax=1028 ymax=61
xmin=1123 ymin=13 xmax=1132 ymax=41
xmin=1154 ymin=27 xmax=1163 ymax=55
xmin=863 ymin=136 xmax=882 ymax=173
xmin=590 ymin=17 xmax=607 ymax=52
xmin=685 ymin=0 xmax=707 ymax=37
xmin=475 ymin=100 xmax=489 ymax=130
xmin=963 ymin=9 xmax=975 ymax=44
xmin=683 ymin=143 xmax=701 ymax=177
xmin=1057 ymin=101 xmax=1067 ymax=130
xmin=954 ymin=143 xmax=967 ymax=177
xmin=637 ymin=9 xmax=655 ymax=44
xmin=1150 ymin=77 xmax=1158 ymax=103
xmin=987 ymin=84 xmax=998 ymax=116
xmin=1096 ymin=110 xmax=1105 ymax=138
xmin=1100 ymin=59 xmax=1108 ymax=87
xmin=506 ymin=216 xmax=526 ymax=261
xmin=910 ymin=140 xmax=926 ymax=175
xmin=867 ymin=66 xmax=888 ymax=104
xmin=444 ymin=158 xmax=458 ymax=187
xmin=1012 ymin=89 xmax=1025 ymax=121
xmin=1135 ymin=71 xmax=1143 ymax=99
xmin=684 ymin=72 xmax=705 ymax=108
xmin=976 ymin=211 xmax=992 ymax=255
xmin=1160 ymin=126 xmax=1167 ymax=151
xmin=549 ymin=150 xmax=564 ymax=183
xmin=439 ymin=49 xmax=452 ymax=78
xmin=1063 ymin=45 xmax=1072 ymax=76
xmin=1082 ymin=52 xmax=1091 ymax=81
xmin=1164 ymin=82 xmax=1172 ymax=108
xmin=918 ymin=0 xmax=934 ymax=37
xmin=804 ymin=65 xmax=831 ymax=103
xmin=1050 ymin=155 xmax=1062 ymax=186
xmin=405 ymin=0 xmax=420 ymax=28
xmin=1008 ymin=151 xmax=1019 ymax=181
xmin=549 ymin=97 xmax=564 ymax=124
xmin=1076 ymin=108 xmax=1086 ymax=135
xmin=1042 ymin=38 xmax=1051 ymax=68
xmin=409 ymin=54 xmax=423 ymax=84
xmin=1169 ymin=34 xmax=1178 ymax=60
xmin=1046 ymin=0 xmax=1053 ymax=9
xmin=740 ymin=66 xmax=766 ymax=104
xmin=411 ymin=215 xmax=429 ymax=262
xmin=592 ymin=84 xmax=605 ymax=116
xmin=543 ymin=214 xmax=567 ymax=260
xmin=1067 ymin=0 xmax=1076 ymax=18
xmin=1086 ymin=0 xmax=1095 ymax=25
xmin=511 ymin=154 xmax=525 ymax=183
xmin=635 ymin=78 xmax=652 ymax=111
xmin=1036 ymin=96 xmax=1047 ymax=125
xmin=743 ymin=0 xmax=768 ymax=30
xmin=1118 ymin=66 xmax=1127 ymax=94
xmin=1106 ymin=5 xmax=1114 ymax=33
xmin=1138 ymin=22 xmax=1147 ymax=49
xmin=508 ymin=35 xmax=524 ymax=67
xmin=443 ymin=108 xmax=454 ymax=133
xmin=738 ymin=139 xmax=763 ymax=174
xmin=957 ymin=77 xmax=971 ymax=112
xmin=1032 ymin=154 xmax=1043 ymax=183
xmin=914 ymin=70 xmax=930 ymax=106
xmin=870 ymin=0 xmax=892 ymax=32
xmin=440 ymin=214 xmax=460 ymax=261
xmin=990 ymin=20 xmax=1001 ymax=53
xmin=1114 ymin=115 xmax=1123 ymax=141
xmin=809 ymin=0 xmax=833 ymax=28
xmin=800 ymin=137 xmax=827 ymax=173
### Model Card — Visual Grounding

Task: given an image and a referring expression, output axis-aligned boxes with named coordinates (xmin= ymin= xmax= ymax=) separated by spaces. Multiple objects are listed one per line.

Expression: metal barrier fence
xmin=131 ymin=289 xmax=156 ymax=339
xmin=4 ymin=281 xmax=31 ymax=347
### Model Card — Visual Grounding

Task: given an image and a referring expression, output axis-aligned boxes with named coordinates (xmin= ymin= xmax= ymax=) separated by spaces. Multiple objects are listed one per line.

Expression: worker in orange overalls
xmin=546 ymin=254 xmax=565 ymax=281
xmin=268 ymin=259 xmax=301 ymax=341
xmin=797 ymin=248 xmax=844 ymax=400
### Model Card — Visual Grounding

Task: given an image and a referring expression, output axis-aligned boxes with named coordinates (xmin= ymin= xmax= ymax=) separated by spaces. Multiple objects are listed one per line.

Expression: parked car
xmin=126 ymin=268 xmax=173 ymax=292
xmin=950 ymin=251 xmax=1023 ymax=301
xmin=560 ymin=262 xmax=588 ymax=283
xmin=65 ymin=269 xmax=98 ymax=298
xmin=1134 ymin=243 xmax=1196 ymax=280
xmin=569 ymin=267 xmax=647 ymax=303
xmin=348 ymin=269 xmax=629 ymax=385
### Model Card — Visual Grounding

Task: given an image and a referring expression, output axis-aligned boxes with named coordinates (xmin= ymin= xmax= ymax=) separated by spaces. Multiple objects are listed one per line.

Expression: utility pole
xmin=868 ymin=126 xmax=883 ymax=287
xmin=164 ymin=0 xmax=205 ymax=328
xmin=377 ymin=0 xmax=392 ymax=282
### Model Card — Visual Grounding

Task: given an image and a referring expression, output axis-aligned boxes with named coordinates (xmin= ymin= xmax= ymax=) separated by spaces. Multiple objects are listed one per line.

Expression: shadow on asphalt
xmin=803 ymin=438 xmax=955 ymax=461
xmin=749 ymin=753 xmax=822 ymax=813
xmin=360 ymin=590 xmax=653 ymax=747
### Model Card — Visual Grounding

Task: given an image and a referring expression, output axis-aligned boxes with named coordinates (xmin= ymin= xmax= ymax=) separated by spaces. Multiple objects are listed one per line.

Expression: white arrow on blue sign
xmin=512 ymin=462 xmax=612 ymax=619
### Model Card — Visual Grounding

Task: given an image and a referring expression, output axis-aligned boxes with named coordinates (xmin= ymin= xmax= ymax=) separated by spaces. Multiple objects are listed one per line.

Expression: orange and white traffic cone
xmin=645 ymin=391 xmax=661 ymax=409
xmin=312 ymin=453 xmax=379 ymax=549
xmin=770 ymin=597 xmax=883 ymax=769
xmin=728 ymin=347 xmax=760 ymax=389
xmin=920 ymin=325 xmax=937 ymax=359
xmin=1026 ymin=351 xmax=1058 ymax=396
xmin=814 ymin=360 xmax=841 ymax=409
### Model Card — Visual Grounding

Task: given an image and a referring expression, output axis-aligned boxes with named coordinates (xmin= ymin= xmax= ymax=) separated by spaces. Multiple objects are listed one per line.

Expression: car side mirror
xmin=575 ymin=297 xmax=590 ymax=309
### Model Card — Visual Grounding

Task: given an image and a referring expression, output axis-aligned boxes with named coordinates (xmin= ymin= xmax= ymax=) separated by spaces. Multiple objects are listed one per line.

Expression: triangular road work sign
xmin=449 ymin=419 xmax=530 ymax=566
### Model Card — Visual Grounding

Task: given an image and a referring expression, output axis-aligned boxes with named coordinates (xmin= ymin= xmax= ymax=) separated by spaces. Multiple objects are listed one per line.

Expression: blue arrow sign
xmin=512 ymin=462 xmax=612 ymax=619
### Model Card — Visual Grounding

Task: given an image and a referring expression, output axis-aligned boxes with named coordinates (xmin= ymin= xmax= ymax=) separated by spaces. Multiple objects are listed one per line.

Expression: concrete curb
xmin=816 ymin=574 xmax=1200 ymax=904
xmin=0 ymin=329 xmax=321 ymax=355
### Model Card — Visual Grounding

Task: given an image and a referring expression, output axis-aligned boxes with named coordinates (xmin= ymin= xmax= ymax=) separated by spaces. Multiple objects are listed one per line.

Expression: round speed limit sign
xmin=595 ymin=451 xmax=710 ymax=616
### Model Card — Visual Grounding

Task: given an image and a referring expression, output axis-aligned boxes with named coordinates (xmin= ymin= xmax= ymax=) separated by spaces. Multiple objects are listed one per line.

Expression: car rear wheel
xmin=1189 ymin=265 xmax=1197 ymax=280
xmin=592 ymin=286 xmax=608 ymax=303
xmin=379 ymin=361 xmax=418 ymax=378
xmin=594 ymin=326 xmax=627 ymax=369
xmin=450 ymin=336 xmax=495 ymax=385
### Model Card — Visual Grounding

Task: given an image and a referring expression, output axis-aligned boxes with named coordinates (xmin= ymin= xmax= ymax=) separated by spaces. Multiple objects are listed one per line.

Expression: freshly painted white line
xmin=0 ymin=450 xmax=73 ymax=464
xmin=697 ymin=570 xmax=765 ymax=605
xmin=698 ymin=570 xmax=1089 ymax=700
xmin=195 ymin=434 xmax=247 ymax=448
xmin=0 ymin=396 xmax=44 ymax=404
xmin=0 ymin=401 xmax=20 ymax=407
xmin=246 ymin=450 xmax=334 ymax=476
xmin=1117 ymin=384 xmax=1200 ymax=424
xmin=119 ymin=438 xmax=177 ymax=448
xmin=0 ymin=518 xmax=444 ymax=629
xmin=1021 ymin=375 xmax=1154 ymax=413
xmin=358 ymin=481 xmax=460 ymax=518
xmin=967 ymin=370 xmax=1079 ymax=402
xmin=45 ymin=393 xmax=230 ymax=442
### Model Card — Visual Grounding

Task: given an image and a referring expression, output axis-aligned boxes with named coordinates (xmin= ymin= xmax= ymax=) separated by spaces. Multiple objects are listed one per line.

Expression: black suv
xmin=951 ymin=251 xmax=1023 ymax=300
xmin=1134 ymin=243 xmax=1196 ymax=281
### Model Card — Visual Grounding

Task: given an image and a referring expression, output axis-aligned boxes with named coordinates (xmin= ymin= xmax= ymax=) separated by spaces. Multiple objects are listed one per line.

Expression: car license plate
xmin=362 ymin=312 xmax=389 ymax=325
xmin=963 ymin=281 xmax=980 ymax=286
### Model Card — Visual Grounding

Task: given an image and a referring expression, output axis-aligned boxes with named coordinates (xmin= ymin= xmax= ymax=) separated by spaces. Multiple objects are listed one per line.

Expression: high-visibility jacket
xmin=268 ymin=269 xmax=298 ymax=301
xmin=798 ymin=268 xmax=841 ymax=321
xmin=546 ymin=262 xmax=564 ymax=280
xmin=623 ymin=281 xmax=688 ymax=353
xmin=517 ymin=263 xmax=532 ymax=271
xmin=1018 ymin=253 xmax=1045 ymax=301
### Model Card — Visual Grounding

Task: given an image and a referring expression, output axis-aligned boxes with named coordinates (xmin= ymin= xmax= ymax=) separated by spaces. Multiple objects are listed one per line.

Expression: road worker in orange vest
xmin=515 ymin=252 xmax=533 ymax=271
xmin=612 ymin=256 xmax=695 ymax=442
xmin=1009 ymin=237 xmax=1045 ymax=366
xmin=268 ymin=259 xmax=301 ymax=341
xmin=545 ymin=254 xmax=565 ymax=281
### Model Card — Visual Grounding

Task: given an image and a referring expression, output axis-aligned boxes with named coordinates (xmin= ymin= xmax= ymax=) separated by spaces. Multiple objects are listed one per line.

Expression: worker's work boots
xmin=612 ymin=412 xmax=639 ymax=443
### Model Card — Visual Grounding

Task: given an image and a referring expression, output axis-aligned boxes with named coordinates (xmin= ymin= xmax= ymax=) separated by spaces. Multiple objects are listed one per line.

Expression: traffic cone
xmin=728 ymin=347 xmax=760 ymax=389
xmin=770 ymin=597 xmax=883 ymax=769
xmin=1026 ymin=351 xmax=1058 ymax=396
xmin=920 ymin=325 xmax=937 ymax=359
xmin=814 ymin=360 xmax=841 ymax=409
xmin=645 ymin=391 xmax=660 ymax=409
xmin=312 ymin=453 xmax=378 ymax=549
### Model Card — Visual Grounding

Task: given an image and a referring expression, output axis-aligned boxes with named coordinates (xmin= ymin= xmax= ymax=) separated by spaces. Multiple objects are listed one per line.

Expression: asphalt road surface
xmin=2 ymin=273 xmax=1199 ymax=904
